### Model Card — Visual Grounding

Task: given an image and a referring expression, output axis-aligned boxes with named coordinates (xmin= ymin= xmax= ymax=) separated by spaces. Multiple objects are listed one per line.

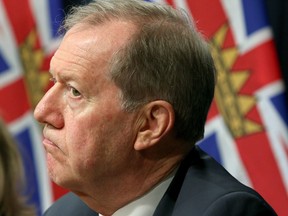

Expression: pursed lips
xmin=43 ymin=137 xmax=58 ymax=148
xmin=42 ymin=128 xmax=67 ymax=156
xmin=42 ymin=125 xmax=66 ymax=155
xmin=43 ymin=124 xmax=59 ymax=149
xmin=43 ymin=130 xmax=60 ymax=150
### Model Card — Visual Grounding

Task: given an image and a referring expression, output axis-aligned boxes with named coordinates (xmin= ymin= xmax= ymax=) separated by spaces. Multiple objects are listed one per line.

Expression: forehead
xmin=64 ymin=20 xmax=135 ymax=58
xmin=51 ymin=20 xmax=136 ymax=78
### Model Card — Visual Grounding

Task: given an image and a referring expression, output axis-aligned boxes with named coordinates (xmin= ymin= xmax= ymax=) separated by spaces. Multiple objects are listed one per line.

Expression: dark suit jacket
xmin=43 ymin=146 xmax=277 ymax=216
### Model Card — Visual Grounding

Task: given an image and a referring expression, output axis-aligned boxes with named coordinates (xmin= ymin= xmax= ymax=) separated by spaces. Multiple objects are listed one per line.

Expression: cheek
xmin=65 ymin=119 xmax=104 ymax=166
xmin=63 ymin=108 xmax=136 ymax=175
xmin=67 ymin=127 xmax=95 ymax=157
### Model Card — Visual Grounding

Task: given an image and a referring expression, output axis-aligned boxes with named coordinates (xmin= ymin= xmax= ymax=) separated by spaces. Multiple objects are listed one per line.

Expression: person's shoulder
xmin=188 ymin=146 xmax=257 ymax=192
xmin=170 ymin=146 xmax=277 ymax=215
xmin=203 ymin=190 xmax=277 ymax=216
xmin=43 ymin=192 xmax=98 ymax=216
xmin=179 ymin=147 xmax=276 ymax=215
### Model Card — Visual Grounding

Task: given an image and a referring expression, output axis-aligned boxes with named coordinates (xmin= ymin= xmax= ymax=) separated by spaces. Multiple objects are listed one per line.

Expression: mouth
xmin=43 ymin=137 xmax=59 ymax=150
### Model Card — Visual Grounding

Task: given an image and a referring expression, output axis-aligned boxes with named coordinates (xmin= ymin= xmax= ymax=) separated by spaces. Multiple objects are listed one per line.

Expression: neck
xmin=74 ymin=150 xmax=184 ymax=215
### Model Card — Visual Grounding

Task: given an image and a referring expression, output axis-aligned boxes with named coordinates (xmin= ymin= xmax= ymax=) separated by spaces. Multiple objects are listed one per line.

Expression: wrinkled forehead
xmin=63 ymin=20 xmax=137 ymax=54
xmin=50 ymin=20 xmax=137 ymax=81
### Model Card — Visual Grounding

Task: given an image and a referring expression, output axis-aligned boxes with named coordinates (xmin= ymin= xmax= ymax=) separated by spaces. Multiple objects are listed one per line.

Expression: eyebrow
xmin=49 ymin=69 xmax=82 ymax=83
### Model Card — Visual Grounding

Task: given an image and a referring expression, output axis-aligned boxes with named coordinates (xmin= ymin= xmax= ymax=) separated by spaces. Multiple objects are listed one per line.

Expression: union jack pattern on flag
xmin=0 ymin=0 xmax=287 ymax=216
xmin=0 ymin=0 xmax=64 ymax=215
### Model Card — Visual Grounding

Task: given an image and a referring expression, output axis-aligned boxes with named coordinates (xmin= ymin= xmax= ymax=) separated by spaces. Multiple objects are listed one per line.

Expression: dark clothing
xmin=44 ymin=146 xmax=277 ymax=216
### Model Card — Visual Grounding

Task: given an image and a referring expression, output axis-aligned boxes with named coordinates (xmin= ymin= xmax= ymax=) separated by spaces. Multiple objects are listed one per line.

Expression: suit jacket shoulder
xmin=44 ymin=192 xmax=98 ymax=216
xmin=154 ymin=146 xmax=277 ymax=216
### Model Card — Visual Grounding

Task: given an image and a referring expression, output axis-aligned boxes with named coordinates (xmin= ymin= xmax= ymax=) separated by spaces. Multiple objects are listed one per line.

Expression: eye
xmin=67 ymin=85 xmax=81 ymax=97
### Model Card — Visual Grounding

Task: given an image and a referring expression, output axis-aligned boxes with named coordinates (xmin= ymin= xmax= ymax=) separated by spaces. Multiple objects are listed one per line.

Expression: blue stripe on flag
xmin=271 ymin=92 xmax=288 ymax=125
xmin=15 ymin=127 xmax=42 ymax=216
xmin=198 ymin=133 xmax=222 ymax=164
xmin=48 ymin=0 xmax=64 ymax=38
xmin=0 ymin=51 xmax=9 ymax=74
xmin=242 ymin=0 xmax=269 ymax=35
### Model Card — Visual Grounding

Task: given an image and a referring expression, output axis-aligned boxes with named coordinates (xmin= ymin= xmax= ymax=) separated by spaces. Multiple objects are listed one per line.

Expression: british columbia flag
xmin=0 ymin=0 xmax=287 ymax=216
xmin=0 ymin=0 xmax=65 ymax=215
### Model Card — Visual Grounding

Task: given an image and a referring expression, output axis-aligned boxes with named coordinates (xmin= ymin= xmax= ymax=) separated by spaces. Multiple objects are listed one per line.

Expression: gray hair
xmin=63 ymin=0 xmax=216 ymax=143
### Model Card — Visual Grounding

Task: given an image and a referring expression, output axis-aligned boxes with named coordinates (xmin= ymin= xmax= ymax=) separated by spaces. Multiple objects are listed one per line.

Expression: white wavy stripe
xmin=0 ymin=1 xmax=23 ymax=87
xmin=221 ymin=0 xmax=246 ymax=45
xmin=29 ymin=0 xmax=62 ymax=55
xmin=8 ymin=112 xmax=53 ymax=213
xmin=255 ymin=81 xmax=288 ymax=193
xmin=220 ymin=0 xmax=273 ymax=55
xmin=239 ymin=27 xmax=272 ymax=54
xmin=203 ymin=116 xmax=252 ymax=187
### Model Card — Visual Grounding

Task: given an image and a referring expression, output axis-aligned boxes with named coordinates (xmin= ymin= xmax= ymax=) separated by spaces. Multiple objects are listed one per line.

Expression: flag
xmin=155 ymin=0 xmax=288 ymax=215
xmin=0 ymin=0 xmax=64 ymax=215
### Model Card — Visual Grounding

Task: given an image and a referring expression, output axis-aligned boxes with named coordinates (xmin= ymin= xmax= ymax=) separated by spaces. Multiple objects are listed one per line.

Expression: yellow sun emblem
xmin=210 ymin=24 xmax=263 ymax=138
xmin=19 ymin=29 xmax=50 ymax=109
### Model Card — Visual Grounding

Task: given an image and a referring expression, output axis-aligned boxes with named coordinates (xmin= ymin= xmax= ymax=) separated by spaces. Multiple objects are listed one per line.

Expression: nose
xmin=34 ymin=85 xmax=64 ymax=129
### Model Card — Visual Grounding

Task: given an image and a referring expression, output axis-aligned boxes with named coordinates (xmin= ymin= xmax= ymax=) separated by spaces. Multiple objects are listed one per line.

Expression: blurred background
xmin=0 ymin=0 xmax=287 ymax=215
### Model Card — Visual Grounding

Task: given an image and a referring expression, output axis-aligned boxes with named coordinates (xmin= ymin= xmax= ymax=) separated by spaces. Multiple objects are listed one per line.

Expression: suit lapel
xmin=153 ymin=147 xmax=200 ymax=216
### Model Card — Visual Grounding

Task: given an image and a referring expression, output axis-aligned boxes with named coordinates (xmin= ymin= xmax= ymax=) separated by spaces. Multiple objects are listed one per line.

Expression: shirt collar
xmin=99 ymin=171 xmax=175 ymax=216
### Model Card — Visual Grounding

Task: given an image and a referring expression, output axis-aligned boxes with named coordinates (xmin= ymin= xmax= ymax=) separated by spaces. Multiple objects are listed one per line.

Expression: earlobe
xmin=134 ymin=101 xmax=175 ymax=151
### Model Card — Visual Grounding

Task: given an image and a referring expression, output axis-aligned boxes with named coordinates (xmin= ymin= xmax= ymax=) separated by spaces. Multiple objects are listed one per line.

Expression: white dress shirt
xmin=99 ymin=173 xmax=175 ymax=216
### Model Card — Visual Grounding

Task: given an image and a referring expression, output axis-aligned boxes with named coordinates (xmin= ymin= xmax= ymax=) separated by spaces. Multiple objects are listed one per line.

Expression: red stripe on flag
xmin=237 ymin=133 xmax=288 ymax=216
xmin=186 ymin=0 xmax=226 ymax=38
xmin=234 ymin=41 xmax=282 ymax=94
xmin=3 ymin=0 xmax=35 ymax=44
xmin=0 ymin=78 xmax=31 ymax=123
xmin=206 ymin=100 xmax=218 ymax=121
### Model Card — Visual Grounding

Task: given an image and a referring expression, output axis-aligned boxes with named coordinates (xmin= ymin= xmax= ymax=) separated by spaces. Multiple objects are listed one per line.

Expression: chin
xmin=51 ymin=174 xmax=84 ymax=193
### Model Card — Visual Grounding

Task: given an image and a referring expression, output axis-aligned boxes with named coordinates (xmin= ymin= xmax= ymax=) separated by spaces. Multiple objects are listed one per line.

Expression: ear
xmin=134 ymin=100 xmax=175 ymax=151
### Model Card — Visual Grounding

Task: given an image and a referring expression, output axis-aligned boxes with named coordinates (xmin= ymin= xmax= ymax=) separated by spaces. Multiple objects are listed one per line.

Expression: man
xmin=34 ymin=0 xmax=276 ymax=215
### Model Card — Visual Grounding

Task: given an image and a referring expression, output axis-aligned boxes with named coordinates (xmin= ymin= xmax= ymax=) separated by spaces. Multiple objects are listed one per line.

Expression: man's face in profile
xmin=34 ymin=21 xmax=139 ymax=192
